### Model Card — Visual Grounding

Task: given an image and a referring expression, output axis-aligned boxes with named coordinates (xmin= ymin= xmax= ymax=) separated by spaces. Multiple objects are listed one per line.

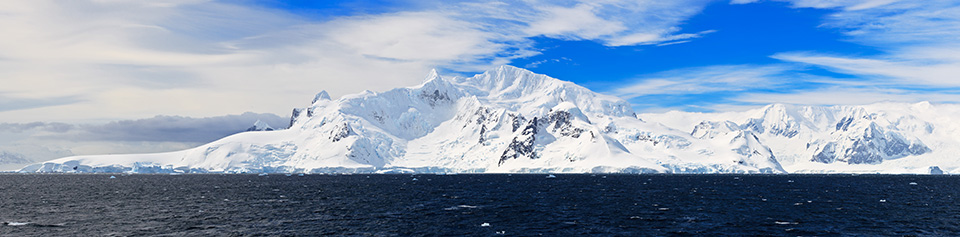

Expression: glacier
xmin=19 ymin=66 xmax=960 ymax=174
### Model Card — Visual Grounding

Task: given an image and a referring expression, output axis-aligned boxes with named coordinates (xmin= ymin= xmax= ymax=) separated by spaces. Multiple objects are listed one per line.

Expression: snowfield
xmin=20 ymin=66 xmax=960 ymax=174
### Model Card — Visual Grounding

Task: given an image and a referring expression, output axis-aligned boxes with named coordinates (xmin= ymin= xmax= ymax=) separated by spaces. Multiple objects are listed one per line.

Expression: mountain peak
xmin=313 ymin=90 xmax=331 ymax=103
xmin=246 ymin=119 xmax=275 ymax=131
xmin=421 ymin=68 xmax=441 ymax=84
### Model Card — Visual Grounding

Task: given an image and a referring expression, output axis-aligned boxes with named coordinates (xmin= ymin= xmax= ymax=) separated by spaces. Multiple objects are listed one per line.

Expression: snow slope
xmin=19 ymin=66 xmax=958 ymax=174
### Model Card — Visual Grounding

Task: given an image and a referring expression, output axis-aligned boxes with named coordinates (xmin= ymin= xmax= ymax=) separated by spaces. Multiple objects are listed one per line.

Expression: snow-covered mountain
xmin=19 ymin=66 xmax=959 ymax=174
xmin=245 ymin=120 xmax=275 ymax=132
xmin=0 ymin=152 xmax=30 ymax=165
xmin=643 ymin=102 xmax=960 ymax=174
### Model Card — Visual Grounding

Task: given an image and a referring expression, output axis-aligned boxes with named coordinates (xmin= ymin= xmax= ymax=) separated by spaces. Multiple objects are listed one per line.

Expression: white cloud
xmin=523 ymin=3 xmax=628 ymax=40
xmin=0 ymin=0 xmax=716 ymax=123
xmin=733 ymin=0 xmax=903 ymax=10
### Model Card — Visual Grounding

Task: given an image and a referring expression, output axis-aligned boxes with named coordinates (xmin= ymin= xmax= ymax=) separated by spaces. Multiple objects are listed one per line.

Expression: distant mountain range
xmin=20 ymin=66 xmax=958 ymax=174
xmin=0 ymin=152 xmax=30 ymax=166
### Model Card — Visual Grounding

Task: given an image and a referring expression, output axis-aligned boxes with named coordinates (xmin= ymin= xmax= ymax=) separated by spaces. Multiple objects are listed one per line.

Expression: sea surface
xmin=1 ymin=174 xmax=958 ymax=236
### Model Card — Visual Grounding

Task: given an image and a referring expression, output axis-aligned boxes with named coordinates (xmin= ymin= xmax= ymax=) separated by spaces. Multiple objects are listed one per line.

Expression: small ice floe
xmin=4 ymin=222 xmax=29 ymax=226
xmin=761 ymin=198 xmax=768 ymax=202
xmin=412 ymin=178 xmax=418 ymax=181
xmin=909 ymin=182 xmax=918 ymax=185
xmin=286 ymin=174 xmax=293 ymax=177
xmin=495 ymin=230 xmax=506 ymax=235
xmin=658 ymin=208 xmax=670 ymax=211
xmin=546 ymin=174 xmax=557 ymax=179
xmin=258 ymin=173 xmax=268 ymax=176
xmin=298 ymin=173 xmax=305 ymax=177
xmin=775 ymin=221 xmax=799 ymax=225
xmin=480 ymin=223 xmax=491 ymax=227
xmin=109 ymin=176 xmax=116 ymax=179
xmin=880 ymin=199 xmax=887 ymax=203
xmin=787 ymin=180 xmax=794 ymax=183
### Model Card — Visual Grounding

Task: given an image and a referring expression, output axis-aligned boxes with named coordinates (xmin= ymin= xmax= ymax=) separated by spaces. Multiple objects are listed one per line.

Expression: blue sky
xmin=2 ymin=0 xmax=960 ymax=162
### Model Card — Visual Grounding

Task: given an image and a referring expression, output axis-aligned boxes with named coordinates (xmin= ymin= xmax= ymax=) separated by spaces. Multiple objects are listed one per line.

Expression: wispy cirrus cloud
xmin=612 ymin=65 xmax=799 ymax=98
xmin=609 ymin=64 xmax=833 ymax=111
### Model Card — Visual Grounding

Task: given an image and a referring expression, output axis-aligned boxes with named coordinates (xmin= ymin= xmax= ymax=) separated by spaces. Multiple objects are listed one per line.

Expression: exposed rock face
xmin=813 ymin=122 xmax=930 ymax=164
xmin=500 ymin=117 xmax=539 ymax=165
xmin=329 ymin=123 xmax=353 ymax=142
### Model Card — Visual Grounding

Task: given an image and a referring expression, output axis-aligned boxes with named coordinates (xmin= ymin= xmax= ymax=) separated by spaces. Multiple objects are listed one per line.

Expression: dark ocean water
xmin=1 ymin=174 xmax=958 ymax=236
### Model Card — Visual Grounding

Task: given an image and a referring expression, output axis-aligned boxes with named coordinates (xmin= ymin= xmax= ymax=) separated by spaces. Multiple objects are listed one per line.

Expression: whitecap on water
xmin=3 ymin=222 xmax=65 ymax=227
xmin=443 ymin=205 xmax=479 ymax=211
xmin=774 ymin=221 xmax=799 ymax=225
xmin=480 ymin=223 xmax=491 ymax=227
xmin=546 ymin=174 xmax=556 ymax=178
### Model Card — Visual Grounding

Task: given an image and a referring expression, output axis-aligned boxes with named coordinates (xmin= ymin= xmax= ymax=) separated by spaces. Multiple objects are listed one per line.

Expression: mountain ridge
xmin=19 ymin=66 xmax=959 ymax=174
